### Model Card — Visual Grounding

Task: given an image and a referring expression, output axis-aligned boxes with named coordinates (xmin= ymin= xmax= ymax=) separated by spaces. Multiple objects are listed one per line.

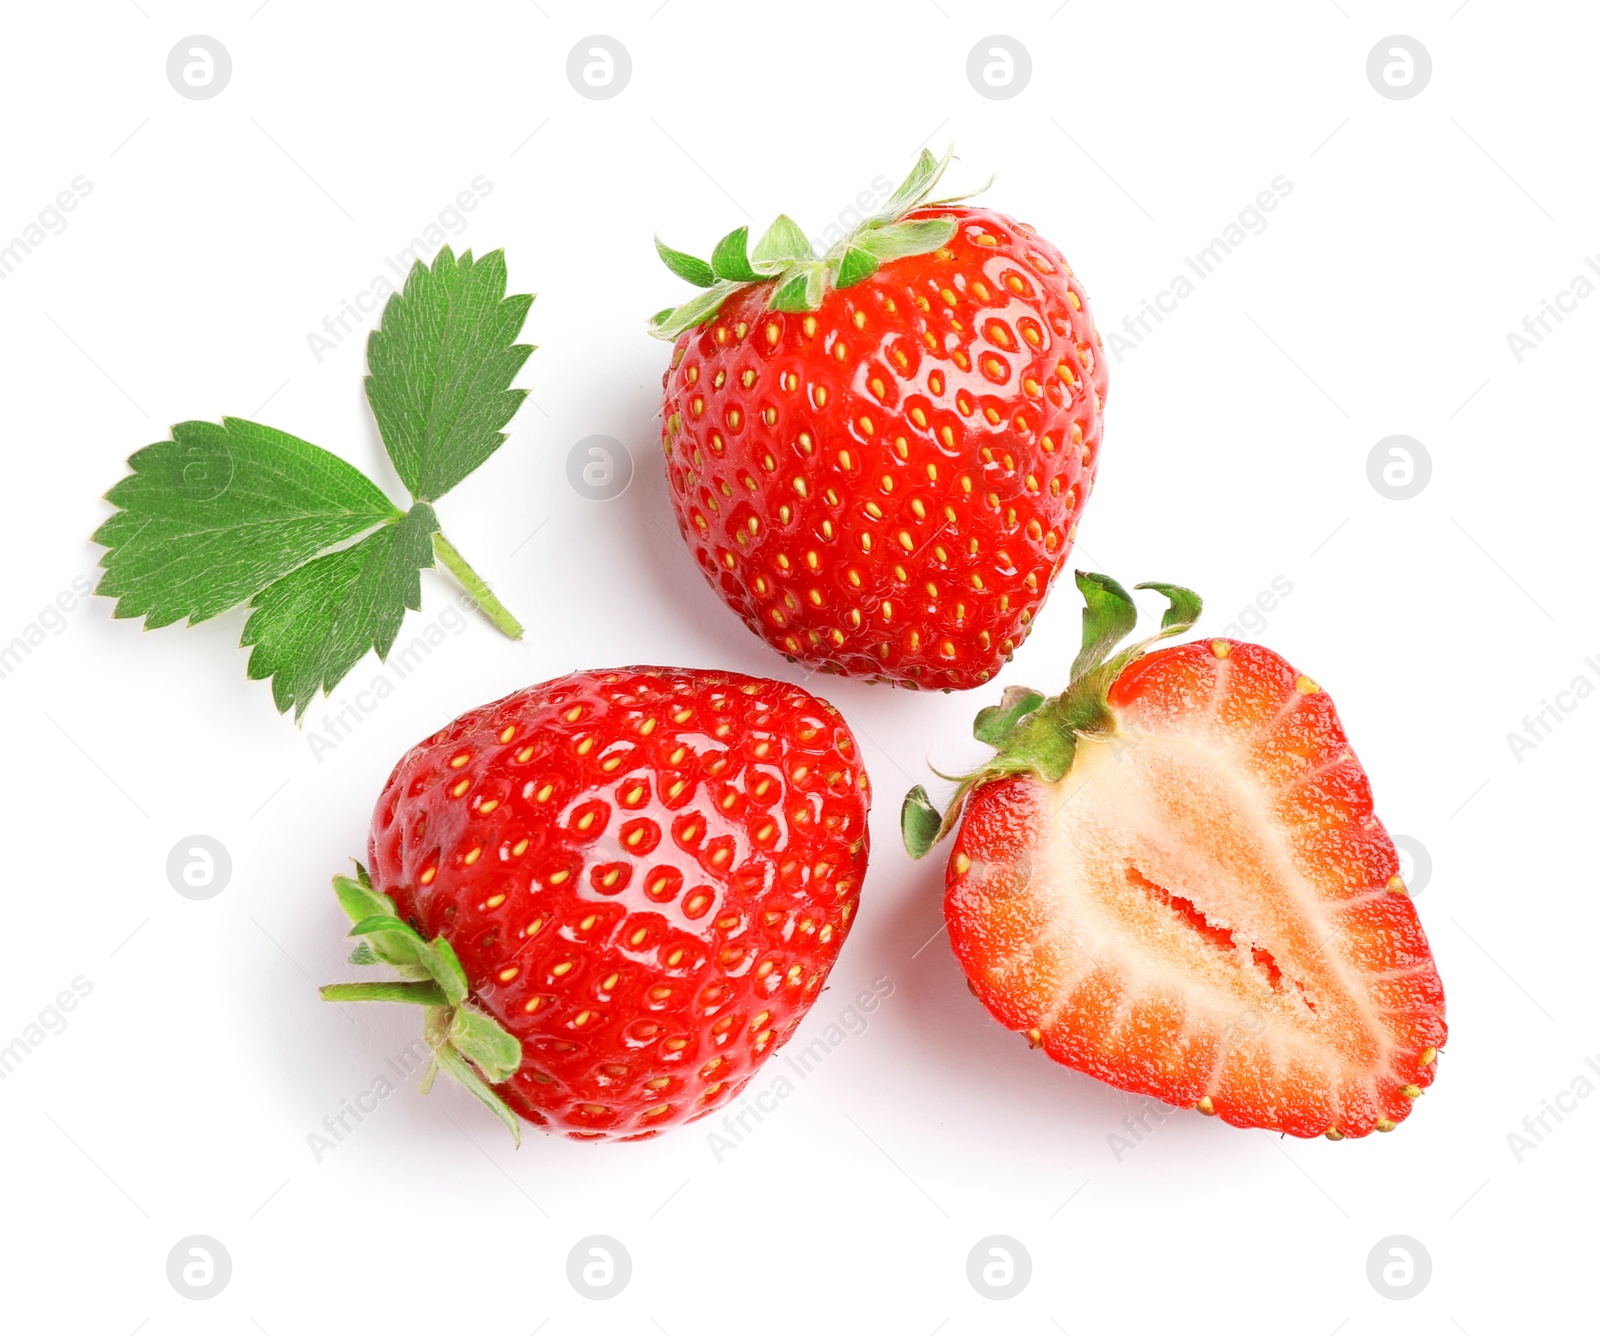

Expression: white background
xmin=1 ymin=2 xmax=1593 ymax=1333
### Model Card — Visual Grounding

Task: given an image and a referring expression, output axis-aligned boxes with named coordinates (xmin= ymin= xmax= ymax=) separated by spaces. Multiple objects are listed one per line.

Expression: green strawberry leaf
xmin=417 ymin=935 xmax=471 ymax=1008
xmin=973 ymin=686 xmax=1047 ymax=745
xmin=93 ymin=418 xmax=401 ymax=629
xmin=647 ymin=147 xmax=978 ymax=337
xmin=711 ymin=226 xmax=761 ymax=282
xmin=242 ymin=502 xmax=438 ymax=719
xmin=750 ymin=214 xmax=816 ymax=271
xmin=904 ymin=574 xmax=1207 ymax=858
xmin=1136 ymin=582 xmax=1204 ymax=639
xmin=901 ymin=786 xmax=945 ymax=861
xmin=451 ymin=1008 xmax=522 ymax=1082
xmin=1070 ymin=572 xmax=1140 ymax=680
xmin=95 ymin=245 xmax=534 ymax=719
xmin=769 ymin=269 xmax=814 ymax=312
xmin=654 ymin=237 xmax=716 ymax=288
xmin=321 ymin=869 xmax=525 ymax=1146
xmin=432 ymin=1044 xmax=523 ymax=1146
xmin=345 ymin=913 xmax=420 ymax=940
xmin=333 ymin=872 xmax=395 ymax=924
xmin=364 ymin=246 xmax=535 ymax=503
xmin=835 ymin=246 xmax=879 ymax=289
xmin=857 ymin=217 xmax=957 ymax=263
xmin=649 ymin=280 xmax=741 ymax=339
xmin=867 ymin=147 xmax=947 ymax=227
xmin=334 ymin=879 xmax=427 ymax=969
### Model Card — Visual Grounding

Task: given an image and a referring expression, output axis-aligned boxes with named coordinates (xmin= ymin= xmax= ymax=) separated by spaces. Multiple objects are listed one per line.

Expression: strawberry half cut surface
xmin=321 ymin=667 xmax=871 ymax=1143
xmin=903 ymin=575 xmax=1445 ymax=1139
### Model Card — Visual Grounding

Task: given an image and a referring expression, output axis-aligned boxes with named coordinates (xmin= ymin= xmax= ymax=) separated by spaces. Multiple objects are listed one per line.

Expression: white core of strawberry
xmin=981 ymin=731 xmax=1394 ymax=1084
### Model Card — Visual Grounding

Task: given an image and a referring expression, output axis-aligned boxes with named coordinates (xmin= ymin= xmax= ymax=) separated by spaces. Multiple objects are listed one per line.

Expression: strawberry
xmin=321 ymin=666 xmax=871 ymax=1143
xmin=650 ymin=149 xmax=1108 ymax=690
xmin=903 ymin=575 xmax=1446 ymax=1139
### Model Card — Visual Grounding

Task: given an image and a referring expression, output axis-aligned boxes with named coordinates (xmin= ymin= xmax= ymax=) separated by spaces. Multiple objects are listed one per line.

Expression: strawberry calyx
xmin=901 ymin=572 xmax=1202 ymax=858
xmin=319 ymin=864 xmax=524 ymax=1145
xmin=647 ymin=146 xmax=991 ymax=339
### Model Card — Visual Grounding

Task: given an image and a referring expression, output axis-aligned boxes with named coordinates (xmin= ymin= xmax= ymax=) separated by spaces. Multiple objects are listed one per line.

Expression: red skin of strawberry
xmin=368 ymin=667 xmax=871 ymax=1141
xmin=661 ymin=206 xmax=1108 ymax=690
xmin=943 ymin=640 xmax=1446 ymax=1139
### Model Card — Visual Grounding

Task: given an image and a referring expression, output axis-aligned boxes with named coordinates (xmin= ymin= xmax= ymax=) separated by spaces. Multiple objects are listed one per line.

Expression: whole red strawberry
xmin=322 ymin=667 xmax=871 ymax=1142
xmin=650 ymin=149 xmax=1108 ymax=690
xmin=904 ymin=575 xmax=1446 ymax=1139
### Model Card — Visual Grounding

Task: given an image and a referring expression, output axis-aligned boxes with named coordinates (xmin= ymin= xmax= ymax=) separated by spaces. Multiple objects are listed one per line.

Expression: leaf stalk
xmin=432 ymin=532 xmax=524 ymax=639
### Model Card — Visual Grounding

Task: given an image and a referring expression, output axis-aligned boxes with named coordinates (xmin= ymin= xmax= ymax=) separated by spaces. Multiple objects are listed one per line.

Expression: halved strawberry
xmin=903 ymin=574 xmax=1445 ymax=1139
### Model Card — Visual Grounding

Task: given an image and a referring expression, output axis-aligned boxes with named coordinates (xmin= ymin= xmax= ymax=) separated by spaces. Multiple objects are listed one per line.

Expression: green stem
xmin=900 ymin=575 xmax=1204 ymax=859
xmin=321 ymin=980 xmax=450 ymax=1005
xmin=431 ymin=532 xmax=523 ymax=640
